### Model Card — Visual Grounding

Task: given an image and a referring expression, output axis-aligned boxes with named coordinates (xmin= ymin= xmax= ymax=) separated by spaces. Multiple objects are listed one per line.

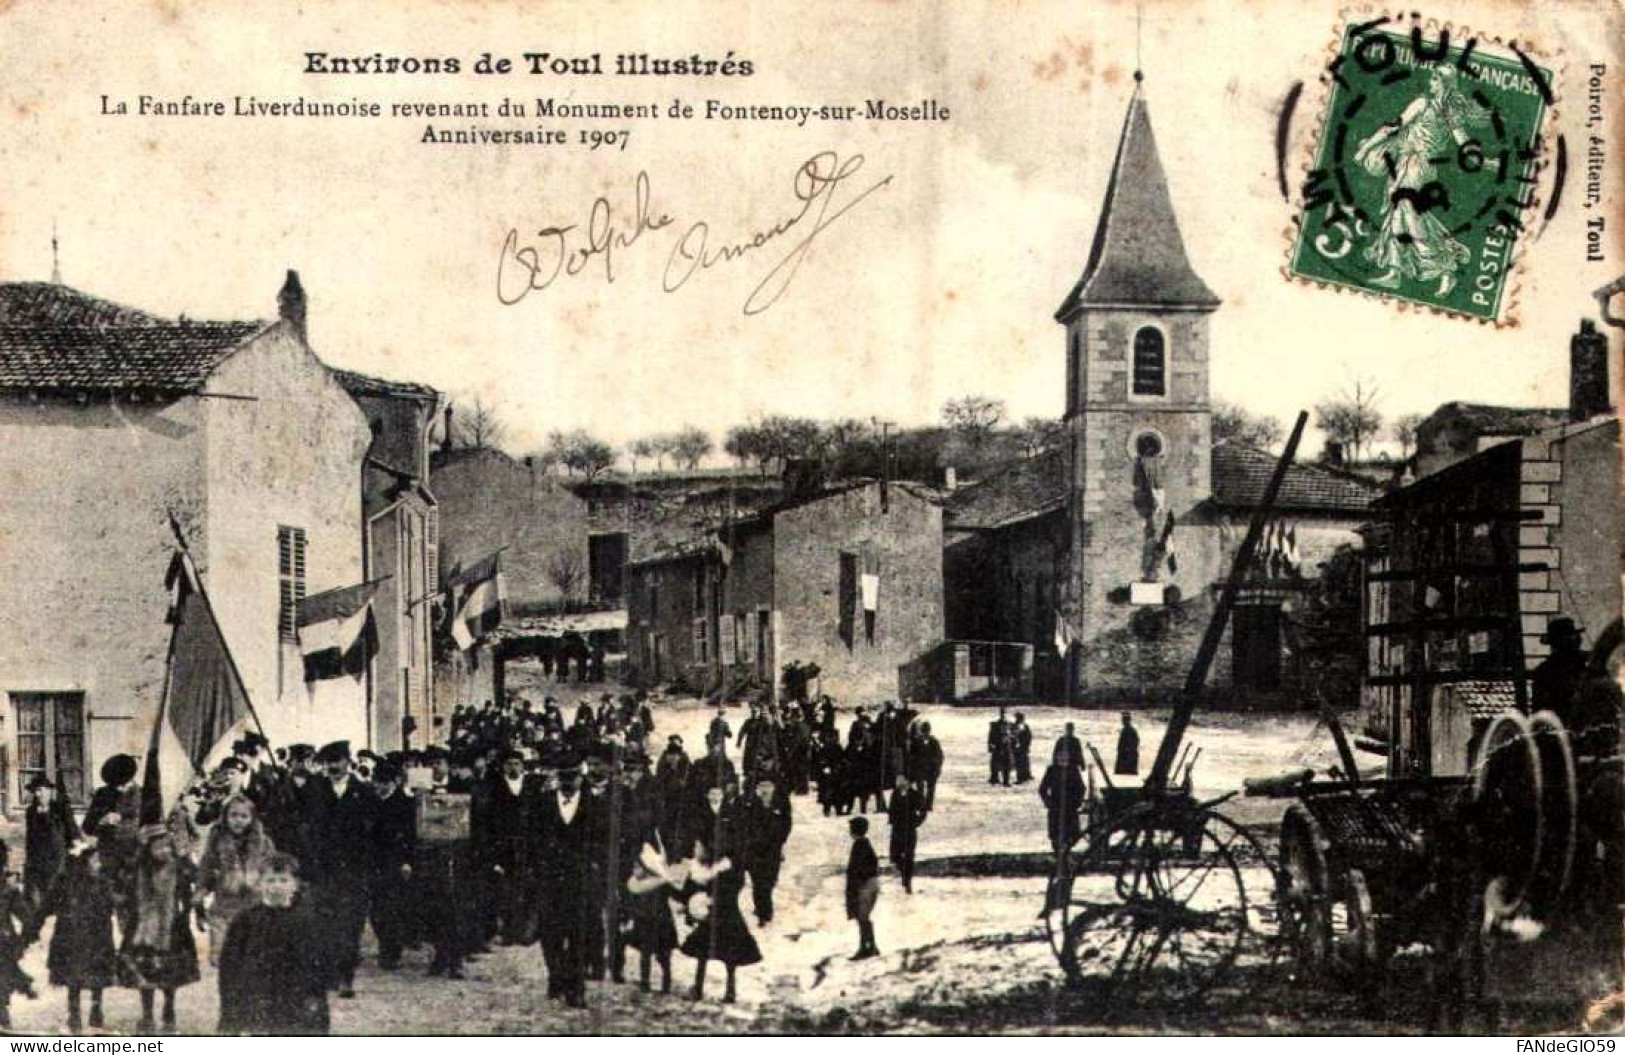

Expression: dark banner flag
xmin=142 ymin=548 xmax=254 ymax=824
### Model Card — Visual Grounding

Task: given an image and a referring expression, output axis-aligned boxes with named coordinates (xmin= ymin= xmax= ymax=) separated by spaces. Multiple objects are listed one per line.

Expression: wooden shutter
xmin=278 ymin=525 xmax=307 ymax=642
xmin=426 ymin=507 xmax=440 ymax=594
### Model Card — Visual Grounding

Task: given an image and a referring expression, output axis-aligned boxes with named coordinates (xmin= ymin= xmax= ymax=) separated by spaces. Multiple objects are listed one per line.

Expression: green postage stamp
xmin=1288 ymin=15 xmax=1554 ymax=324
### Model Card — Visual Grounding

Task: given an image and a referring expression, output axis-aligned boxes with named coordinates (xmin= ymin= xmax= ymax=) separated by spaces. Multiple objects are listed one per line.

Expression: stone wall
xmin=773 ymin=484 xmax=944 ymax=703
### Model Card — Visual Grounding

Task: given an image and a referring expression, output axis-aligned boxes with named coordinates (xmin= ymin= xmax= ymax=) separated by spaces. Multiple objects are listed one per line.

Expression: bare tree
xmin=455 ymin=395 xmax=508 ymax=451
xmin=942 ymin=395 xmax=1007 ymax=453
xmin=1391 ymin=412 xmax=1425 ymax=459
xmin=1314 ymin=379 xmax=1385 ymax=462
xmin=544 ymin=548 xmax=585 ymax=601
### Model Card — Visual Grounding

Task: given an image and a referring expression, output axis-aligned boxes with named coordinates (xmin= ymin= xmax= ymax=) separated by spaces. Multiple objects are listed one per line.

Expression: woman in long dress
xmin=1353 ymin=65 xmax=1491 ymax=296
xmin=679 ymin=787 xmax=760 ymax=1003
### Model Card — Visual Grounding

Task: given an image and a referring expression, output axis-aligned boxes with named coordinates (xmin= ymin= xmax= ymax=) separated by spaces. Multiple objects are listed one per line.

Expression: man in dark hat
xmin=736 ymin=776 xmax=793 ymax=926
xmin=532 ymin=759 xmax=598 ymax=1007
xmin=479 ymin=748 xmax=539 ymax=945
xmin=605 ymin=746 xmax=654 ymax=983
xmin=653 ymin=736 xmax=690 ymax=855
xmin=988 ymin=707 xmax=1014 ymax=786
xmin=1114 ymin=713 xmax=1140 ymax=777
xmin=22 ymin=774 xmax=77 ymax=908
xmin=369 ymin=761 xmax=415 ymax=970
xmin=1533 ymin=617 xmax=1589 ymax=722
xmin=306 ymin=741 xmax=377 ymax=998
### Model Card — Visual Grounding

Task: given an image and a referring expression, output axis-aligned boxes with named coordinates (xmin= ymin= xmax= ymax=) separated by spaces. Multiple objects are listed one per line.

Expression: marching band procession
xmin=0 ymin=688 xmax=1042 ymax=1036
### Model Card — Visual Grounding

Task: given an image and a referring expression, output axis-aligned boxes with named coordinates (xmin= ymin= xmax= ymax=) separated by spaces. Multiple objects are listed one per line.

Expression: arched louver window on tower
xmin=1132 ymin=326 xmax=1166 ymax=397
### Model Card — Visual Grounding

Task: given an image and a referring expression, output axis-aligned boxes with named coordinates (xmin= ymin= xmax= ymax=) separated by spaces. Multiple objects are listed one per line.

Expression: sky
xmin=1 ymin=0 xmax=1619 ymax=458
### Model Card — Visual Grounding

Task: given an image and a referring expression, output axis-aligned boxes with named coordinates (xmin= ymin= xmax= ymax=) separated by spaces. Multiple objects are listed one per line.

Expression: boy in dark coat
xmin=845 ymin=816 xmax=880 ymax=960
xmin=886 ymin=776 xmax=927 ymax=894
xmin=217 ymin=852 xmax=333 ymax=1035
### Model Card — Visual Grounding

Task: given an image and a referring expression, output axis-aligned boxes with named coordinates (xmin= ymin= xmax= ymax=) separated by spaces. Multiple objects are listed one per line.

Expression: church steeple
xmin=1055 ymin=84 xmax=1219 ymax=321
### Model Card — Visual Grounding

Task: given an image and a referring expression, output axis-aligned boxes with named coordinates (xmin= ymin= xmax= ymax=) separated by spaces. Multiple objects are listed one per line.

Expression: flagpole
xmin=140 ymin=584 xmax=184 ymax=825
xmin=165 ymin=511 xmax=278 ymax=758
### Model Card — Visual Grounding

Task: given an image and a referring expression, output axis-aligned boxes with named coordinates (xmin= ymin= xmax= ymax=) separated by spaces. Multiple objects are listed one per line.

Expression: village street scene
xmin=0 ymin=15 xmax=1622 ymax=1037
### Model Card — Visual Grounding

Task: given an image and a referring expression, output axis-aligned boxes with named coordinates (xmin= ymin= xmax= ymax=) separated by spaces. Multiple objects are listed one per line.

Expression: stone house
xmin=1368 ymin=320 xmax=1622 ymax=773
xmin=0 ymin=275 xmax=373 ymax=806
xmin=625 ymin=480 xmax=946 ymax=704
xmin=333 ymin=368 xmax=442 ymax=752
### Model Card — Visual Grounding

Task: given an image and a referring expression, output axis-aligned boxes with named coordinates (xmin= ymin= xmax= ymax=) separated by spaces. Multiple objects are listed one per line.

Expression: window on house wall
xmin=692 ymin=616 xmax=710 ymax=664
xmin=277 ymin=525 xmax=307 ymax=642
xmin=588 ymin=533 xmax=629 ymax=603
xmin=692 ymin=564 xmax=706 ymax=615
xmin=1132 ymin=326 xmax=1167 ymax=397
xmin=13 ymin=692 xmax=86 ymax=804
xmin=739 ymin=613 xmax=754 ymax=664
xmin=719 ymin=615 xmax=736 ymax=666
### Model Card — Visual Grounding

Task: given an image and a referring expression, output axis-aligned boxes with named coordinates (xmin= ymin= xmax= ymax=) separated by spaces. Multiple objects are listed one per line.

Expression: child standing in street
xmin=117 ymin=825 xmax=199 ymax=1033
xmin=28 ymin=843 xmax=116 ymax=1033
xmin=0 ymin=842 xmax=36 ymax=1028
xmin=845 ymin=816 xmax=880 ymax=960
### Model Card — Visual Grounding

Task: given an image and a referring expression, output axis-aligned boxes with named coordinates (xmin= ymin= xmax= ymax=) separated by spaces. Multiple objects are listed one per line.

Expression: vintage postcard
xmin=0 ymin=0 xmax=1621 ymax=1040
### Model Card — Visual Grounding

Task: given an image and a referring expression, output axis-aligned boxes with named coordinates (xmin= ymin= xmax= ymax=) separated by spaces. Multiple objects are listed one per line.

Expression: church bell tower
xmin=1056 ymin=76 xmax=1221 ymax=689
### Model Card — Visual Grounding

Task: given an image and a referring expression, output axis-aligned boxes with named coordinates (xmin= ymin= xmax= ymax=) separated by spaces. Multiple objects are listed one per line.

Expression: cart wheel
xmin=1343 ymin=868 xmax=1378 ymax=974
xmin=1470 ymin=712 xmax=1544 ymax=916
xmin=1528 ymin=710 xmax=1578 ymax=914
xmin=1278 ymin=805 xmax=1332 ymax=980
xmin=1045 ymin=805 xmax=1251 ymax=1007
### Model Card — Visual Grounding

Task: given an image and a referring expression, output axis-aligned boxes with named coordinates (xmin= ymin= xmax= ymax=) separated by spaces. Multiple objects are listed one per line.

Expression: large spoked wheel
xmin=1275 ymin=804 xmax=1387 ymax=988
xmin=1471 ymin=712 xmax=1544 ymax=916
xmin=1277 ymin=805 xmax=1332 ymax=980
xmin=1527 ymin=710 xmax=1578 ymax=915
xmin=1045 ymin=803 xmax=1252 ymax=1007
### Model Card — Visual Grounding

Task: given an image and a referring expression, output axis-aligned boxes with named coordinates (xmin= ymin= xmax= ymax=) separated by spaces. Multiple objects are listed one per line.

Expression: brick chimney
xmin=1570 ymin=318 xmax=1612 ymax=422
xmin=441 ymin=406 xmax=454 ymax=452
xmin=1323 ymin=440 xmax=1345 ymax=467
xmin=277 ymin=270 xmax=307 ymax=343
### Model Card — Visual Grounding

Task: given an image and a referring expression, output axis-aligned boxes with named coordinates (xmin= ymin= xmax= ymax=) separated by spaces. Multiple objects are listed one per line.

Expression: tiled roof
xmin=944 ymin=448 xmax=1066 ymax=530
xmin=945 ymin=441 xmax=1375 ymax=530
xmin=0 ymin=282 xmax=163 ymax=328
xmin=332 ymin=367 xmax=439 ymax=402
xmin=1425 ymin=401 xmax=1566 ymax=437
xmin=0 ymin=283 xmax=265 ymax=393
xmin=1211 ymin=441 xmax=1377 ymax=513
xmin=1055 ymin=88 xmax=1220 ymax=319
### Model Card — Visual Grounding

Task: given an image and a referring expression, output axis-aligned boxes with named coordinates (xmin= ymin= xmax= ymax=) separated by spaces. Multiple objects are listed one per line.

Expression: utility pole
xmin=871 ymin=418 xmax=896 ymax=512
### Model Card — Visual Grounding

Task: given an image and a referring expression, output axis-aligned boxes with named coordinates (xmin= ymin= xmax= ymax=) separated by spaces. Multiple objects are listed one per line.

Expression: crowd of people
xmin=1 ymin=689 xmax=960 ymax=1035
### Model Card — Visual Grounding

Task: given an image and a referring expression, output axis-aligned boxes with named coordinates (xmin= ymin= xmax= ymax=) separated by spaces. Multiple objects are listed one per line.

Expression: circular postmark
xmin=1287 ymin=14 xmax=1558 ymax=324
